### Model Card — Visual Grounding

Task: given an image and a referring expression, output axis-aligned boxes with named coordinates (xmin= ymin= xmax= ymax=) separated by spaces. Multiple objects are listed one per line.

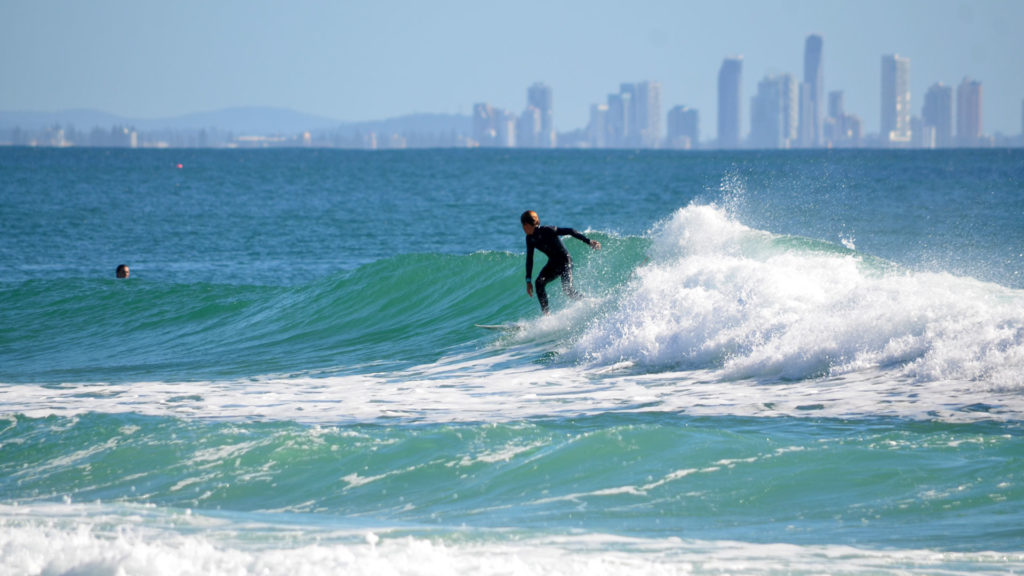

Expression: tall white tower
xmin=881 ymin=54 xmax=911 ymax=146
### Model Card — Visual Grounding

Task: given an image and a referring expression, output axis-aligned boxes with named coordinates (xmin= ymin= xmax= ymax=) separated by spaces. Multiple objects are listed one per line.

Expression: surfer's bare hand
xmin=591 ymin=240 xmax=602 ymax=250
xmin=526 ymin=283 xmax=533 ymax=298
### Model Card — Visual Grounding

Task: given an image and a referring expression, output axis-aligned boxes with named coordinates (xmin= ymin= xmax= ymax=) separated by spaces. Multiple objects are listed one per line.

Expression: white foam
xmin=1 ymin=503 xmax=1020 ymax=576
xmin=1 ymin=357 xmax=1021 ymax=425
xmin=574 ymin=204 xmax=1024 ymax=389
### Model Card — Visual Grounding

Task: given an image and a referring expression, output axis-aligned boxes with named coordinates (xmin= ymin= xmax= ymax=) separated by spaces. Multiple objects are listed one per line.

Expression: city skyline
xmin=3 ymin=28 xmax=1020 ymax=150
xmin=2 ymin=0 xmax=1023 ymax=139
xmin=7 ymin=60 xmax=1017 ymax=149
xmin=466 ymin=40 xmax=1009 ymax=149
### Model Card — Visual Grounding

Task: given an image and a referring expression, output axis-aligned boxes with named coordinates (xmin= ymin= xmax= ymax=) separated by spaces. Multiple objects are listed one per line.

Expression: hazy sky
xmin=3 ymin=0 xmax=1022 ymax=138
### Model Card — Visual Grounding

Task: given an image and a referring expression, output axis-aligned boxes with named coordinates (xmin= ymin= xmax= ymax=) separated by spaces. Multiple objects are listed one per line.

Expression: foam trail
xmin=2 ymin=355 xmax=1023 ymax=424
xmin=2 ymin=503 xmax=1021 ymax=576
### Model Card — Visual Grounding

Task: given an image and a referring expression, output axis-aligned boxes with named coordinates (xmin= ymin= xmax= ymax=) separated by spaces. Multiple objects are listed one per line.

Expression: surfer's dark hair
xmin=520 ymin=211 xmax=539 ymax=226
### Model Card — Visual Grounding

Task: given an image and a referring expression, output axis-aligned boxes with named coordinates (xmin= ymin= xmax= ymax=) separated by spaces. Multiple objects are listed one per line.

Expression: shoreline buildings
xmin=473 ymin=82 xmax=556 ymax=148
xmin=4 ymin=33 xmax=1018 ymax=150
xmin=472 ymin=102 xmax=516 ymax=147
xmin=582 ymin=81 xmax=663 ymax=149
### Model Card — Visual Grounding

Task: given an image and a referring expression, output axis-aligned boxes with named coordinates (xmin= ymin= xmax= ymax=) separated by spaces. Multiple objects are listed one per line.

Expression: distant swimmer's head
xmin=521 ymin=210 xmax=539 ymax=234
xmin=116 ymin=264 xmax=130 ymax=279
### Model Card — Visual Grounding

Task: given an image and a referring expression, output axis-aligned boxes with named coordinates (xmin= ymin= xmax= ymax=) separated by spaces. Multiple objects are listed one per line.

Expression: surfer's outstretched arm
xmin=557 ymin=227 xmax=602 ymax=251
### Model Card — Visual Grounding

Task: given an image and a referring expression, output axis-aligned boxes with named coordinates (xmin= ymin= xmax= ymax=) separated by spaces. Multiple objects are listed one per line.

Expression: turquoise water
xmin=1 ymin=148 xmax=1023 ymax=574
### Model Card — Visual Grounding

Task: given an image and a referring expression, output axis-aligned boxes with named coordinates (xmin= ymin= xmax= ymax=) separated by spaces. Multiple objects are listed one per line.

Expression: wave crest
xmin=575 ymin=205 xmax=1024 ymax=388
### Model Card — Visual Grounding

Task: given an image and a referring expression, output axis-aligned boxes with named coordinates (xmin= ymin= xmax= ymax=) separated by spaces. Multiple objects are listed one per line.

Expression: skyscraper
xmin=718 ymin=57 xmax=743 ymax=149
xmin=604 ymin=82 xmax=661 ymax=149
xmin=527 ymin=82 xmax=555 ymax=148
xmin=472 ymin=103 xmax=497 ymax=147
xmin=606 ymin=91 xmax=630 ymax=148
xmin=473 ymin=103 xmax=515 ymax=148
xmin=824 ymin=91 xmax=862 ymax=147
xmin=667 ymin=106 xmax=699 ymax=149
xmin=588 ymin=104 xmax=609 ymax=148
xmin=516 ymin=106 xmax=541 ymax=148
xmin=828 ymin=90 xmax=844 ymax=119
xmin=619 ymin=83 xmax=638 ymax=146
xmin=750 ymin=74 xmax=797 ymax=149
xmin=780 ymin=75 xmax=799 ymax=146
xmin=956 ymin=77 xmax=982 ymax=147
xmin=824 ymin=91 xmax=844 ymax=146
xmin=911 ymin=116 xmax=936 ymax=149
xmin=495 ymin=110 xmax=517 ymax=148
xmin=922 ymin=83 xmax=953 ymax=148
xmin=881 ymin=54 xmax=911 ymax=146
xmin=800 ymin=34 xmax=824 ymax=148
xmin=635 ymin=81 xmax=662 ymax=148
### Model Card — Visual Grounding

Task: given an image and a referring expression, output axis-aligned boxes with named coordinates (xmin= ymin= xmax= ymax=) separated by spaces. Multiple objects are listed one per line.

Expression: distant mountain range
xmin=0 ymin=107 xmax=472 ymax=136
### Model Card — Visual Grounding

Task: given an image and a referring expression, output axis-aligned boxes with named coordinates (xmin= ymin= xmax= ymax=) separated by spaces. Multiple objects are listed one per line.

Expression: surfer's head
xmin=521 ymin=210 xmax=539 ymax=234
xmin=116 ymin=264 xmax=130 ymax=279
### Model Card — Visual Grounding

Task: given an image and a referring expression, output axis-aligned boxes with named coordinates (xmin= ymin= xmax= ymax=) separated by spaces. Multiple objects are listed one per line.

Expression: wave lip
xmin=574 ymin=204 xmax=1024 ymax=388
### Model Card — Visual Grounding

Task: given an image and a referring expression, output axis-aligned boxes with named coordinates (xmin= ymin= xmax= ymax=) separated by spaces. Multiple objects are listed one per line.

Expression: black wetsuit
xmin=525 ymin=226 xmax=593 ymax=312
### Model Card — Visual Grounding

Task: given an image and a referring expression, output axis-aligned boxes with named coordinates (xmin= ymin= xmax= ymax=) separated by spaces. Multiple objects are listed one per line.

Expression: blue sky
xmin=2 ymin=0 xmax=1022 ymax=138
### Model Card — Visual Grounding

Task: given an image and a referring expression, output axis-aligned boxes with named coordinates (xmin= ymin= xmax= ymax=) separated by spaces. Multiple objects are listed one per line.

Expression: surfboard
xmin=475 ymin=323 xmax=520 ymax=332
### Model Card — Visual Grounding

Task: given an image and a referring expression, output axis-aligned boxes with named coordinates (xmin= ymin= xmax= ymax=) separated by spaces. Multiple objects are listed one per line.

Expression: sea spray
xmin=573 ymin=204 xmax=1024 ymax=387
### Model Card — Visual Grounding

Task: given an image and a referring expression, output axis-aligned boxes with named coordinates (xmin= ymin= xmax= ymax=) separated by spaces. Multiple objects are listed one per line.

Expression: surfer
xmin=115 ymin=264 xmax=130 ymax=279
xmin=521 ymin=210 xmax=601 ymax=314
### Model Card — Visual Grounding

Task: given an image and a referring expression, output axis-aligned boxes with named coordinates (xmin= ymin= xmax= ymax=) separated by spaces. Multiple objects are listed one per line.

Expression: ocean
xmin=1 ymin=147 xmax=1022 ymax=575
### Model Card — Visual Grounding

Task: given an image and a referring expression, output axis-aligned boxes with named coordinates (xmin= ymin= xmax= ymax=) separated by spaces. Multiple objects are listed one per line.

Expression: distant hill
xmin=0 ymin=107 xmax=471 ymax=136
xmin=0 ymin=109 xmax=129 ymax=131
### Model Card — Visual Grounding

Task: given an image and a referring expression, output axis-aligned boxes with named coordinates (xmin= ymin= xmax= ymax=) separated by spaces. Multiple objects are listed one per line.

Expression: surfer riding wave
xmin=521 ymin=210 xmax=601 ymax=314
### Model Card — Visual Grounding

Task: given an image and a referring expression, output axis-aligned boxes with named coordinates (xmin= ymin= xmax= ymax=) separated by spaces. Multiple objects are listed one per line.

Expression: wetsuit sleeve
xmin=525 ymin=237 xmax=535 ymax=280
xmin=556 ymin=227 xmax=593 ymax=246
